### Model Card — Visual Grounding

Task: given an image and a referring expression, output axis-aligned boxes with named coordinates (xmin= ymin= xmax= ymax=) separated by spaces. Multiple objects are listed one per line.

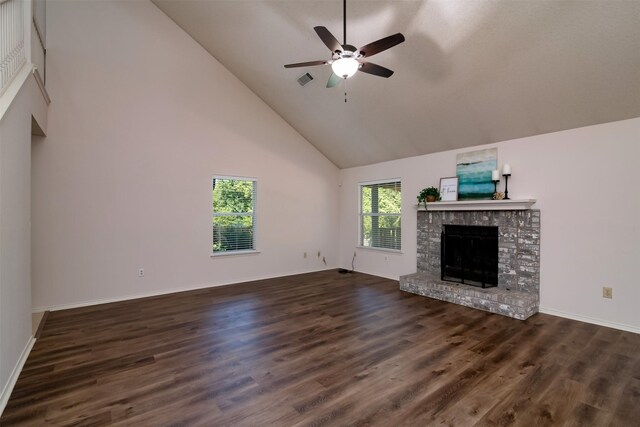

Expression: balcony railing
xmin=0 ymin=0 xmax=27 ymax=97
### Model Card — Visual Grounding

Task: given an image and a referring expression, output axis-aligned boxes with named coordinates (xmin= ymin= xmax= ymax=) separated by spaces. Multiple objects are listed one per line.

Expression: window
xmin=360 ymin=180 xmax=401 ymax=250
xmin=212 ymin=176 xmax=257 ymax=254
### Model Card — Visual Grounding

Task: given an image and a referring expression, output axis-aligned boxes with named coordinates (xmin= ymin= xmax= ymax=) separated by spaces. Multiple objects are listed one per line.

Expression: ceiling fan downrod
xmin=343 ymin=0 xmax=347 ymax=46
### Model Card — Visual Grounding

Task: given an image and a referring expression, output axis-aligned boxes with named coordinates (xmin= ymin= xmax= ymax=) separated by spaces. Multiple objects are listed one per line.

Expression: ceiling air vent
xmin=297 ymin=73 xmax=314 ymax=86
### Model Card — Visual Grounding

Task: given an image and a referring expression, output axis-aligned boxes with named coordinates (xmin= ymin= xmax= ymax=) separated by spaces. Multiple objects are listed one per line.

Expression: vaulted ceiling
xmin=152 ymin=0 xmax=640 ymax=168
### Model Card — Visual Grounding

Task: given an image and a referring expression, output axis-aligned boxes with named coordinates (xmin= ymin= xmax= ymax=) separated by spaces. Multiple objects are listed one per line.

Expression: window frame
xmin=358 ymin=178 xmax=402 ymax=253
xmin=211 ymin=175 xmax=258 ymax=257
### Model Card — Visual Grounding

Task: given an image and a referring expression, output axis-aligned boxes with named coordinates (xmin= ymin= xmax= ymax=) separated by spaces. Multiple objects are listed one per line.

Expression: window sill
xmin=211 ymin=249 xmax=261 ymax=258
xmin=356 ymin=246 xmax=403 ymax=255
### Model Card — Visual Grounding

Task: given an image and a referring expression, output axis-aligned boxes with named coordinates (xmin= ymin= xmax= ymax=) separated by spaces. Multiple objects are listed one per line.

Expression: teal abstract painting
xmin=456 ymin=148 xmax=497 ymax=200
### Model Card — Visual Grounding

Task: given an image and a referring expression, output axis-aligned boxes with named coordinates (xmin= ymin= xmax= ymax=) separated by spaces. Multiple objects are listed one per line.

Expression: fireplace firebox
xmin=441 ymin=225 xmax=498 ymax=288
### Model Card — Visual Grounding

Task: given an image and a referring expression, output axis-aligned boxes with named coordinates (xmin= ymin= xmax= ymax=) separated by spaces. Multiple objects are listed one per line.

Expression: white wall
xmin=31 ymin=0 xmax=339 ymax=310
xmin=339 ymin=118 xmax=640 ymax=332
xmin=0 ymin=73 xmax=45 ymax=408
xmin=0 ymin=83 xmax=31 ymax=410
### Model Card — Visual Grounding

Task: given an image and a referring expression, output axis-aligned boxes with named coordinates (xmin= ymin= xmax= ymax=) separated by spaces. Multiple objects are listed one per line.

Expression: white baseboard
xmin=352 ymin=269 xmax=640 ymax=335
xmin=340 ymin=265 xmax=401 ymax=282
xmin=0 ymin=337 xmax=36 ymax=416
xmin=33 ymin=281 xmax=232 ymax=312
xmin=360 ymin=270 xmax=400 ymax=282
xmin=32 ymin=267 xmax=337 ymax=313
xmin=539 ymin=306 xmax=640 ymax=335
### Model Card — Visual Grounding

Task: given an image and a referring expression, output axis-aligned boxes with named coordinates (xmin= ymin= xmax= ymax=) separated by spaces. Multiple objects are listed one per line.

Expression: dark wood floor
xmin=2 ymin=270 xmax=639 ymax=426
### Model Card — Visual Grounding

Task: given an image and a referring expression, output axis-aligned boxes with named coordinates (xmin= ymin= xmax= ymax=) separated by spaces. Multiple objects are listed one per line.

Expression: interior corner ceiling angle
xmin=152 ymin=0 xmax=640 ymax=169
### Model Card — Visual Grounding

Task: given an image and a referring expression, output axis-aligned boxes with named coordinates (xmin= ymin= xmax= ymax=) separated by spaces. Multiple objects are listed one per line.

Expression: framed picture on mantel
xmin=439 ymin=177 xmax=459 ymax=201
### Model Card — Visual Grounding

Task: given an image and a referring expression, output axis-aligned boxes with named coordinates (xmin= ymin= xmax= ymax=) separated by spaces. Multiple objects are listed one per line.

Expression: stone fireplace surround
xmin=400 ymin=206 xmax=540 ymax=320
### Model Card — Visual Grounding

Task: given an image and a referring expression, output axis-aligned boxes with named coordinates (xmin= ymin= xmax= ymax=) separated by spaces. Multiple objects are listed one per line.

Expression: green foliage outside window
xmin=361 ymin=182 xmax=402 ymax=250
xmin=212 ymin=178 xmax=256 ymax=252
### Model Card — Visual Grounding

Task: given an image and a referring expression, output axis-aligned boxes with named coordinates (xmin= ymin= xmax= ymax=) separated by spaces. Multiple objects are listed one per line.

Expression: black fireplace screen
xmin=441 ymin=225 xmax=498 ymax=288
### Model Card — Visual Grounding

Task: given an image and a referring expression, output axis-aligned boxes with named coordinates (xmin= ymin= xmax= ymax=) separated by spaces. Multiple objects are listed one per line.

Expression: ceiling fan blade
xmin=359 ymin=62 xmax=394 ymax=78
xmin=358 ymin=33 xmax=405 ymax=58
xmin=326 ymin=73 xmax=342 ymax=88
xmin=284 ymin=60 xmax=328 ymax=69
xmin=314 ymin=26 xmax=342 ymax=53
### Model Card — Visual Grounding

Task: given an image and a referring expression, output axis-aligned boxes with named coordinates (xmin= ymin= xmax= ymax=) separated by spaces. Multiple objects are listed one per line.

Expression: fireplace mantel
xmin=417 ymin=199 xmax=536 ymax=211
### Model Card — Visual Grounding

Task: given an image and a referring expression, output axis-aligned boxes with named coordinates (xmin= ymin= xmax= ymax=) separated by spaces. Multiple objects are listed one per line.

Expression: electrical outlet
xmin=303 ymin=252 xmax=307 ymax=259
xmin=138 ymin=268 xmax=145 ymax=277
xmin=603 ymin=287 xmax=612 ymax=299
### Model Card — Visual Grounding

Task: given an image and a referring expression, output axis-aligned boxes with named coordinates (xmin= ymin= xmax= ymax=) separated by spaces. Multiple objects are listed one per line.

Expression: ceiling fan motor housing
xmin=341 ymin=44 xmax=358 ymax=54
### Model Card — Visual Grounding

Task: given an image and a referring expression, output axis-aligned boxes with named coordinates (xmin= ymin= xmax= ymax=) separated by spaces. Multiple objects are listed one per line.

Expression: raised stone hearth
xmin=400 ymin=208 xmax=540 ymax=320
xmin=401 ymin=273 xmax=539 ymax=320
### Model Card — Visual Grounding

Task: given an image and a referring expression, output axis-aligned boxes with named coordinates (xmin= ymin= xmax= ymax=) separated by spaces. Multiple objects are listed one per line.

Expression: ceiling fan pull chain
xmin=344 ymin=79 xmax=348 ymax=103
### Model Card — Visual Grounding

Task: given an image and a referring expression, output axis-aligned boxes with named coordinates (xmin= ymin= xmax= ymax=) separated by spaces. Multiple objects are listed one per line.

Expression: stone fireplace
xmin=400 ymin=202 xmax=540 ymax=320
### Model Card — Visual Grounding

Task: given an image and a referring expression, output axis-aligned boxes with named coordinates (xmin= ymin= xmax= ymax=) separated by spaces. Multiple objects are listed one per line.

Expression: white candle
xmin=503 ymin=164 xmax=511 ymax=175
xmin=492 ymin=169 xmax=499 ymax=181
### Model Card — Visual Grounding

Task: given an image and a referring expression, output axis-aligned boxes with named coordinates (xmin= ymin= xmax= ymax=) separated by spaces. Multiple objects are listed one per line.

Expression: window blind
xmin=212 ymin=177 xmax=257 ymax=253
xmin=360 ymin=180 xmax=402 ymax=250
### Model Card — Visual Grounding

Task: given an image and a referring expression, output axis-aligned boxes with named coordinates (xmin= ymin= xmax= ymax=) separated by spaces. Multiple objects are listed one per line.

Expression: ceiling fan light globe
xmin=331 ymin=57 xmax=359 ymax=79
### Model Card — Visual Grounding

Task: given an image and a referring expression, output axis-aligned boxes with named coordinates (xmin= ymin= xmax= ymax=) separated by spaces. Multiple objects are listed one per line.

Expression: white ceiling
xmin=152 ymin=0 xmax=640 ymax=168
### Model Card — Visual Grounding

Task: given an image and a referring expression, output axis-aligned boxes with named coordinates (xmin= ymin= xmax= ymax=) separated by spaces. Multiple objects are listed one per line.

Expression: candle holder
xmin=502 ymin=173 xmax=511 ymax=200
xmin=492 ymin=179 xmax=499 ymax=196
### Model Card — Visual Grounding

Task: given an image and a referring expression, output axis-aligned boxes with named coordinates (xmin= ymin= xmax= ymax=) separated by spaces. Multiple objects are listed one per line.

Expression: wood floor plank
xmin=2 ymin=270 xmax=639 ymax=426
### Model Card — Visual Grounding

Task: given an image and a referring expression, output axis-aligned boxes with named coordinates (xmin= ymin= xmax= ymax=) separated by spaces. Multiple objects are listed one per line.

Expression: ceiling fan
xmin=284 ymin=0 xmax=405 ymax=88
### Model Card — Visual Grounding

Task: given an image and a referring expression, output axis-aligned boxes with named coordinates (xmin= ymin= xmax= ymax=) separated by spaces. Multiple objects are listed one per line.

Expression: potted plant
xmin=417 ymin=187 xmax=440 ymax=207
